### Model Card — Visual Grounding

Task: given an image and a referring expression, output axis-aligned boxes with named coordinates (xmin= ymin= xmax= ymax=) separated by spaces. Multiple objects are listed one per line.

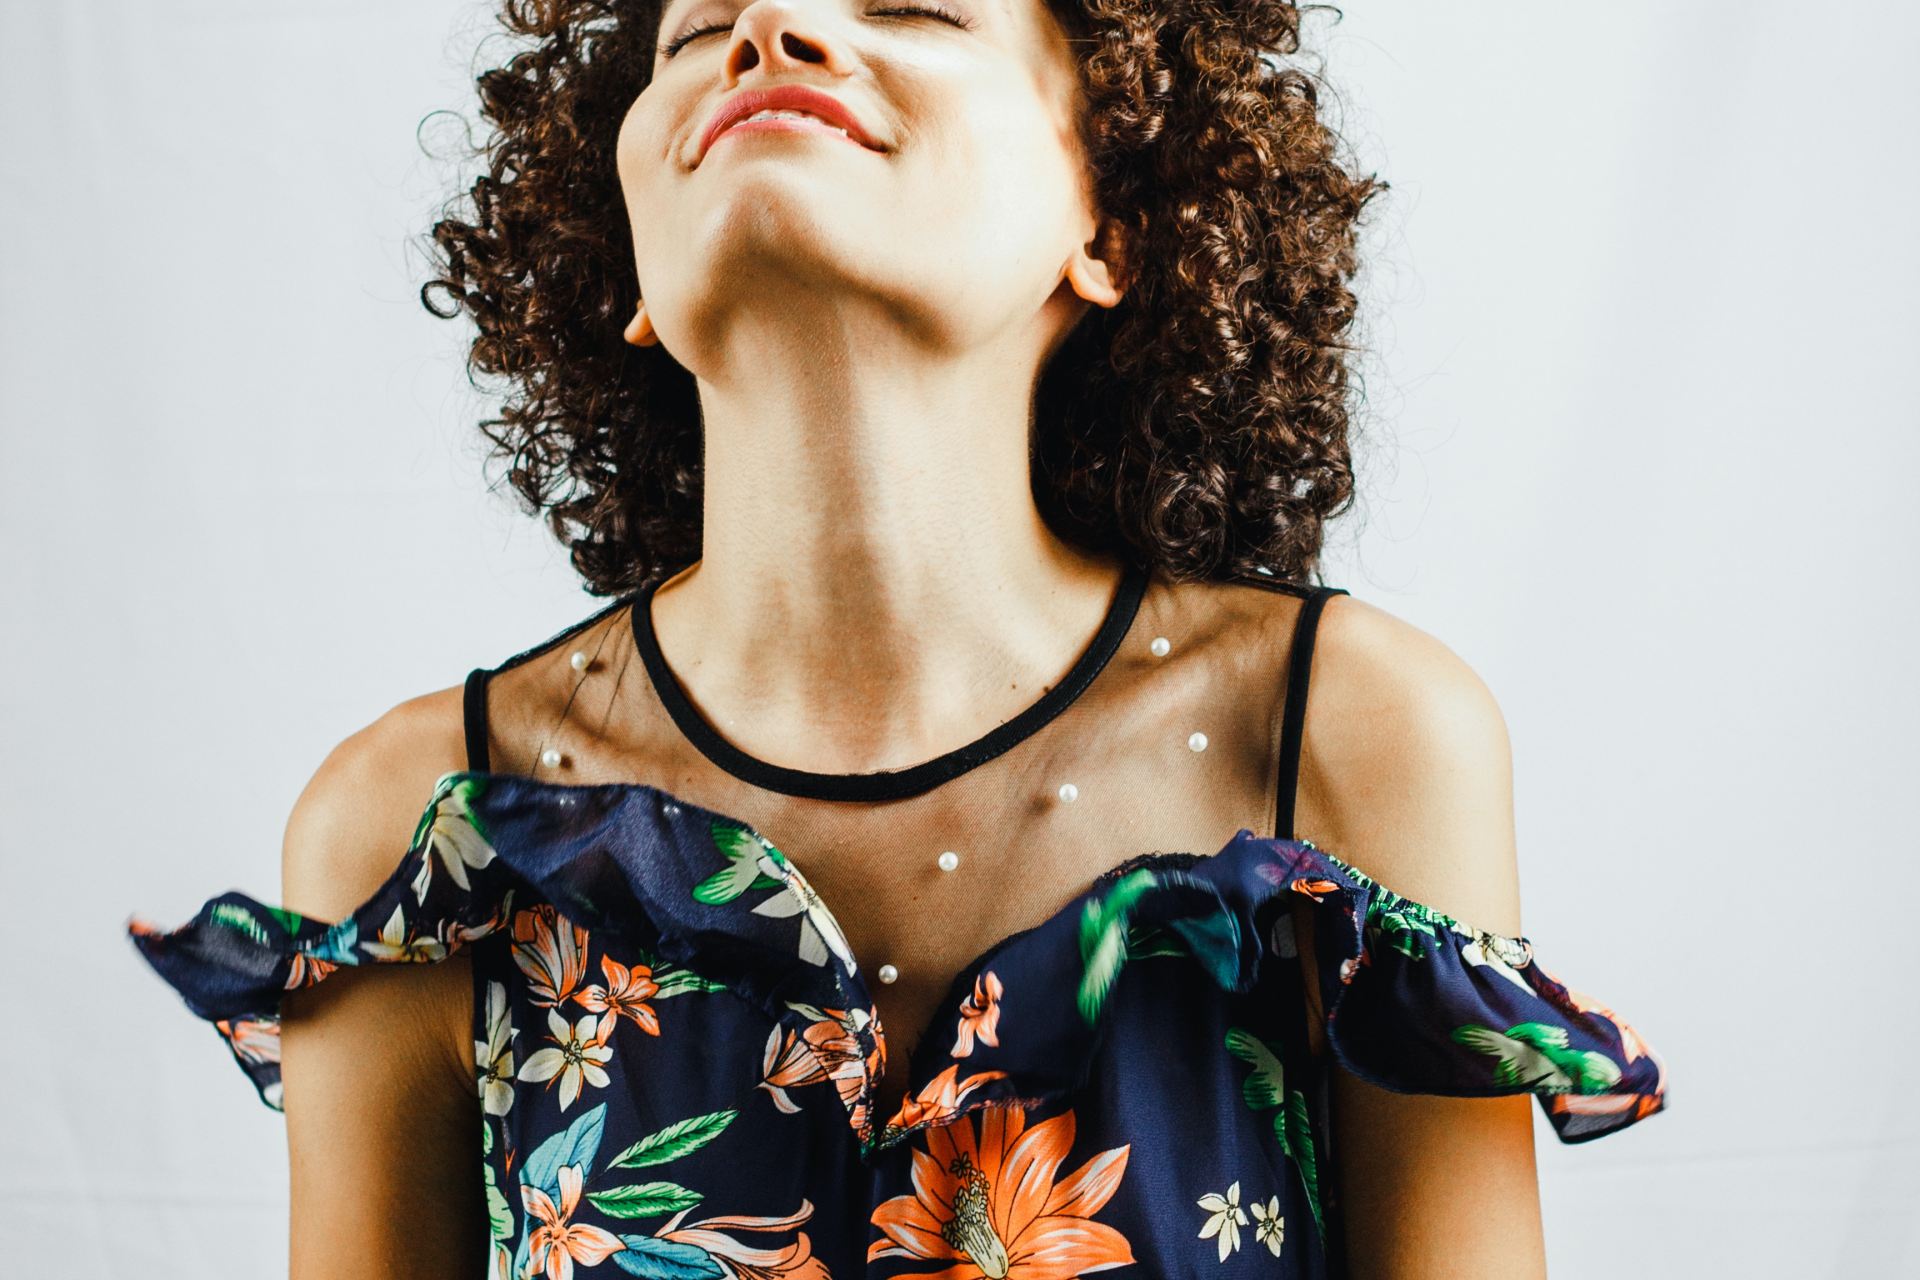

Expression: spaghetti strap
xmin=457 ymin=589 xmax=646 ymax=777
xmin=1273 ymin=584 xmax=1350 ymax=840
xmin=462 ymin=666 xmax=494 ymax=774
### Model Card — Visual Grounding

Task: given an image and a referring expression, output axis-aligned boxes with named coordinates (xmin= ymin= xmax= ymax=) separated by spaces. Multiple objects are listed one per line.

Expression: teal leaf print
xmin=693 ymin=823 xmax=784 ymax=905
xmin=1450 ymin=1021 xmax=1624 ymax=1093
xmin=308 ymin=919 xmax=359 ymax=966
xmin=1167 ymin=910 xmax=1246 ymax=989
xmin=612 ymin=1235 xmax=728 ymax=1278
xmin=586 ymin=1182 xmax=704 ymax=1219
xmin=1125 ymin=922 xmax=1189 ymax=961
xmin=607 ymin=1109 xmax=739 ymax=1170
xmin=1224 ymin=1026 xmax=1324 ymax=1243
xmin=1076 ymin=867 xmax=1162 ymax=1024
xmin=520 ymin=1102 xmax=608 ymax=1203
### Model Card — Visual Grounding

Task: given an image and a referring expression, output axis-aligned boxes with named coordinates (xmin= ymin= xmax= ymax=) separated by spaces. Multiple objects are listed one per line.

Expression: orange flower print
xmin=654 ymin=1198 xmax=833 ymax=1279
xmin=282 ymin=952 xmax=339 ymax=991
xmin=952 ymin=971 xmax=1004 ymax=1057
xmin=1289 ymin=877 xmax=1341 ymax=901
xmin=869 ymin=1103 xmax=1134 ymax=1278
xmin=1543 ymin=965 xmax=1668 ymax=1120
xmin=573 ymin=953 xmax=662 ymax=1036
xmin=512 ymin=903 xmax=591 ymax=1008
xmin=523 ymin=1162 xmax=623 ymax=1280
xmin=760 ymin=1012 xmax=867 ymax=1115
xmin=886 ymin=1063 xmax=1011 ymax=1134
xmin=215 ymin=1016 xmax=279 ymax=1067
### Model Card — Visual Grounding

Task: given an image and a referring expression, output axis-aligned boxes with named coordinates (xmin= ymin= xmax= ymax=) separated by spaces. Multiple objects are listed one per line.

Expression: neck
xmin=645 ymin=314 xmax=1125 ymax=775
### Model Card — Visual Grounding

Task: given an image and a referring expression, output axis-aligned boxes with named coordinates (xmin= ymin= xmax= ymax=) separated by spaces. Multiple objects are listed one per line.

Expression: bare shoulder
xmin=280 ymin=682 xmax=470 ymax=922
xmin=1296 ymin=592 xmax=1523 ymax=938
xmin=276 ymin=681 xmax=488 ymax=1273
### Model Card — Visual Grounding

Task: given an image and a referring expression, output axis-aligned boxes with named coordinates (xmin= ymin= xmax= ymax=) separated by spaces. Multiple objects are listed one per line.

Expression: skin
xmin=274 ymin=0 xmax=1547 ymax=1274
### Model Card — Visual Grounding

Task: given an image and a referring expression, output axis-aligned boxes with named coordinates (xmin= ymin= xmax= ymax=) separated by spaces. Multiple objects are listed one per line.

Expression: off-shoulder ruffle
xmin=124 ymin=774 xmax=518 ymax=1111
xmin=128 ymin=771 xmax=1667 ymax=1148
xmin=1057 ymin=833 xmax=1670 ymax=1144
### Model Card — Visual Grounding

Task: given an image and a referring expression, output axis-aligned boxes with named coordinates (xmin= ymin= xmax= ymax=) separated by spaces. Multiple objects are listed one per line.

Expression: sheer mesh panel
xmin=471 ymin=564 xmax=1323 ymax=1121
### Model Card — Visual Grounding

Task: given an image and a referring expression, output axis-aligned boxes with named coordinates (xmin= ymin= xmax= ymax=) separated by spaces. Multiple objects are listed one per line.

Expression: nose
xmin=722 ymin=0 xmax=852 ymax=78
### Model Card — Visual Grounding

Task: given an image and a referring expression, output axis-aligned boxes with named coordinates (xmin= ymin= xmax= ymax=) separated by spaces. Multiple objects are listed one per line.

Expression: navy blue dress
xmin=128 ymin=576 xmax=1668 ymax=1278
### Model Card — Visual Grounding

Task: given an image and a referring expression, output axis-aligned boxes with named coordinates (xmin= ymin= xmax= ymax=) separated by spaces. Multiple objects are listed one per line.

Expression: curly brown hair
xmin=420 ymin=0 xmax=1386 ymax=596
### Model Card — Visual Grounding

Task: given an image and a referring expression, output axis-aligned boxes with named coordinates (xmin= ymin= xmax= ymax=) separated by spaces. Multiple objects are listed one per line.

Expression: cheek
xmin=615 ymin=99 xmax=673 ymax=219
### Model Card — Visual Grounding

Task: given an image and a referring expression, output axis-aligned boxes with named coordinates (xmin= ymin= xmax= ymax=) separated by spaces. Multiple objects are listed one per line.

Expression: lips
xmin=698 ymin=84 xmax=885 ymax=162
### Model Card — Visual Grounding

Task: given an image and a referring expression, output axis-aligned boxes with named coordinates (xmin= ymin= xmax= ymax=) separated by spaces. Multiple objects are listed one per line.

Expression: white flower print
xmin=359 ymin=903 xmax=448 ymax=963
xmin=517 ymin=1008 xmax=613 ymax=1111
xmin=1197 ymin=1179 xmax=1249 ymax=1262
xmin=1451 ymin=919 xmax=1536 ymax=995
xmin=1250 ymin=1194 xmax=1285 ymax=1256
xmin=475 ymin=980 xmax=518 ymax=1117
xmin=751 ymin=840 xmax=858 ymax=975
xmin=410 ymin=783 xmax=499 ymax=902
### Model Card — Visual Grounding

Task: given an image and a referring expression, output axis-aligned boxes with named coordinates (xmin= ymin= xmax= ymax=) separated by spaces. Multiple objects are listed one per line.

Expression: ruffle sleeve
xmin=1266 ymin=840 xmax=1669 ymax=1142
xmin=123 ymin=772 xmax=517 ymax=1111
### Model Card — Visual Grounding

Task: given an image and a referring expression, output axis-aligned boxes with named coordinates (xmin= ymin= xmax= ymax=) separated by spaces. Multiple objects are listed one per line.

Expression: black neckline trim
xmin=631 ymin=560 xmax=1150 ymax=802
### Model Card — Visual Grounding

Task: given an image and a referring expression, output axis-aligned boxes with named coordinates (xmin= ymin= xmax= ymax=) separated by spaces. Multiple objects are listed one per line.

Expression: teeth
xmin=736 ymin=108 xmax=851 ymax=138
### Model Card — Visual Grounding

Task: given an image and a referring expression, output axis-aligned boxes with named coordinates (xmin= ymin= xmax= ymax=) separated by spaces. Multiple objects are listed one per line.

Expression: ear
xmin=1065 ymin=214 xmax=1132 ymax=308
xmin=623 ymin=301 xmax=659 ymax=347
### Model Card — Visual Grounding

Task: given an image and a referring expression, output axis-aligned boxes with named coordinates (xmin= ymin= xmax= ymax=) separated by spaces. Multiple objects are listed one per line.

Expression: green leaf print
xmin=694 ymin=822 xmax=786 ymax=905
xmin=651 ymin=967 xmax=730 ymax=997
xmin=264 ymin=905 xmax=304 ymax=934
xmin=1223 ymin=1025 xmax=1324 ymax=1243
xmin=586 ymin=1181 xmax=705 ymax=1219
xmin=1450 ymin=1021 xmax=1624 ymax=1093
xmin=209 ymin=904 xmax=269 ymax=945
xmin=606 ymin=1109 xmax=739 ymax=1170
xmin=1076 ymin=867 xmax=1162 ymax=1024
xmin=480 ymin=1117 xmax=514 ymax=1242
xmin=411 ymin=771 xmax=492 ymax=851
xmin=1373 ymin=908 xmax=1439 ymax=960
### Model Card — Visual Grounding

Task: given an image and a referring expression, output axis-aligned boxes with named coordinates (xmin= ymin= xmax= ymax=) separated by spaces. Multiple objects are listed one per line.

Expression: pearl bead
xmin=569 ymin=649 xmax=589 ymax=673
xmin=1149 ymin=636 xmax=1171 ymax=657
xmin=662 ymin=802 xmax=680 ymax=816
xmin=540 ymin=745 xmax=562 ymax=768
xmin=1254 ymin=565 xmax=1275 ymax=576
xmin=877 ymin=963 xmax=899 ymax=985
xmin=937 ymin=850 xmax=960 ymax=872
xmin=1187 ymin=731 xmax=1209 ymax=752
xmin=1057 ymin=783 xmax=1079 ymax=803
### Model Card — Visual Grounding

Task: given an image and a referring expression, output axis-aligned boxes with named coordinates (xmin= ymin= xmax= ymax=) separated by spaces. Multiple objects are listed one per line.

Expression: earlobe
xmin=1067 ymin=217 xmax=1132 ymax=308
xmin=623 ymin=300 xmax=659 ymax=347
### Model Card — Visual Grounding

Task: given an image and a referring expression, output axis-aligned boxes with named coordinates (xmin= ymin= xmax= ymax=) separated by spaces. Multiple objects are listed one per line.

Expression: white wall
xmin=3 ymin=0 xmax=1913 ymax=1273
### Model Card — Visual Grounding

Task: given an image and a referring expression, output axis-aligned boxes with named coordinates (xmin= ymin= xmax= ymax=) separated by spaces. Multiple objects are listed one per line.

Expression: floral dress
xmin=127 ymin=767 xmax=1667 ymax=1279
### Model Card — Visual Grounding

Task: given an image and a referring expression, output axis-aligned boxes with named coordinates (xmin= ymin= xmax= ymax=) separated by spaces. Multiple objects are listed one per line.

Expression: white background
xmin=3 ymin=0 xmax=1915 ymax=1273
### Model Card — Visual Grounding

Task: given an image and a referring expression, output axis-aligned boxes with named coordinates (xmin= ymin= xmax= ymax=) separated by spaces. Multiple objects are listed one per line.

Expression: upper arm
xmin=1290 ymin=595 xmax=1546 ymax=1278
xmin=277 ymin=686 xmax=488 ymax=1280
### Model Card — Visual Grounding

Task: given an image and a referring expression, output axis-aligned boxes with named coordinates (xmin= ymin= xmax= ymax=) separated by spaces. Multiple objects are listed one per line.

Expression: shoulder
xmin=1296 ymin=590 xmax=1524 ymax=937
xmin=280 ymin=682 xmax=471 ymax=923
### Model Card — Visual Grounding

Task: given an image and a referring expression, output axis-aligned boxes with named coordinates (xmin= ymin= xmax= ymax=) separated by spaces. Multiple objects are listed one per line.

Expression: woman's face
xmin=616 ymin=0 xmax=1110 ymax=367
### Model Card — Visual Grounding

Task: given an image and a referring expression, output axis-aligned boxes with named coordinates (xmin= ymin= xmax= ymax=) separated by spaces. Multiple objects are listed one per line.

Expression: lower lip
xmin=710 ymin=117 xmax=868 ymax=151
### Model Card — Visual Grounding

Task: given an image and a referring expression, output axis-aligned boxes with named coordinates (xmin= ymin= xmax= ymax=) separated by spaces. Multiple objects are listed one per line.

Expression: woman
xmin=127 ymin=0 xmax=1668 ymax=1274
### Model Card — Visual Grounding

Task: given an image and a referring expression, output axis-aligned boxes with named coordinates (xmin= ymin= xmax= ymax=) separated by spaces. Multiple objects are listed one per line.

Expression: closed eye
xmin=660 ymin=3 xmax=976 ymax=58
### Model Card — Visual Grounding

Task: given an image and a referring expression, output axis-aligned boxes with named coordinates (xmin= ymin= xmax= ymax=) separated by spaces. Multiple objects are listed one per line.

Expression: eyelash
xmin=661 ymin=3 xmax=976 ymax=57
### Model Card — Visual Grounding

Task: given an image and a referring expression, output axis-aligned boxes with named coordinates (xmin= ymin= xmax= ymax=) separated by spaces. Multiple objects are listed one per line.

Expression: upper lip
xmin=698 ymin=84 xmax=885 ymax=161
